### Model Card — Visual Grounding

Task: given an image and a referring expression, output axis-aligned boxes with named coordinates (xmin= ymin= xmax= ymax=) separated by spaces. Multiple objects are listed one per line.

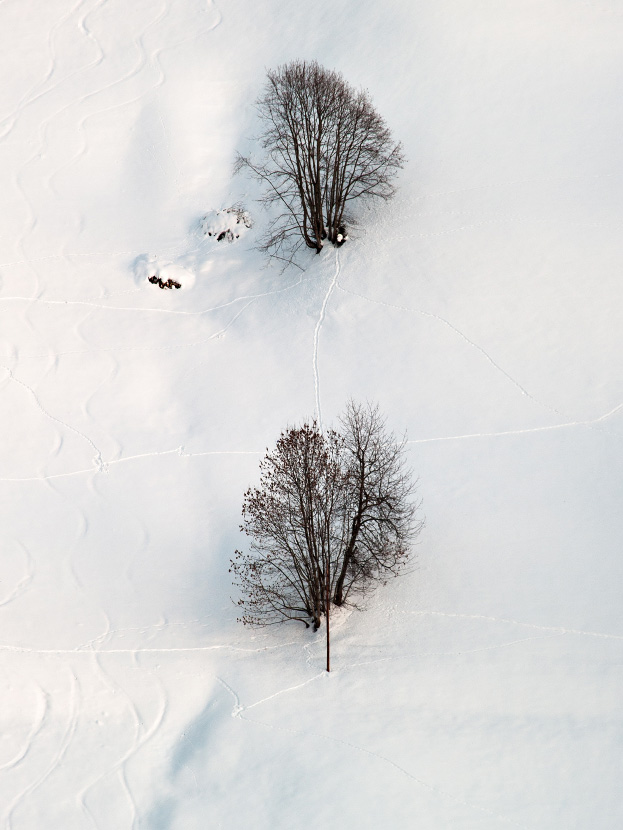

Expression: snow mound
xmin=133 ymin=254 xmax=196 ymax=290
xmin=199 ymin=207 xmax=252 ymax=242
xmin=327 ymin=603 xmax=353 ymax=630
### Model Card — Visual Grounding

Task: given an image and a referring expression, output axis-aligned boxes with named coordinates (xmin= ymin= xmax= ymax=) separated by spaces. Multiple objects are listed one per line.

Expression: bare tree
xmin=230 ymin=422 xmax=346 ymax=634
xmin=230 ymin=403 xmax=423 ymax=669
xmin=335 ymin=401 xmax=421 ymax=607
xmin=235 ymin=60 xmax=405 ymax=266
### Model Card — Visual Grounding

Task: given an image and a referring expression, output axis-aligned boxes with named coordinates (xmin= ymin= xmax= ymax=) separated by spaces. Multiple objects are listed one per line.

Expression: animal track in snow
xmin=406 ymin=400 xmax=623 ymax=445
xmin=0 ymin=637 xmax=302 ymax=656
xmin=407 ymin=609 xmax=623 ymax=642
xmin=0 ymin=269 xmax=308 ymax=318
xmin=0 ymin=271 xmax=311 ymax=364
xmin=344 ymin=631 xmax=568 ymax=669
xmin=336 ymin=280 xmax=554 ymax=408
xmin=0 ymin=445 xmax=263 ymax=484
xmin=2 ymin=388 xmax=620 ymax=486
xmin=336 ymin=278 xmax=623 ymax=438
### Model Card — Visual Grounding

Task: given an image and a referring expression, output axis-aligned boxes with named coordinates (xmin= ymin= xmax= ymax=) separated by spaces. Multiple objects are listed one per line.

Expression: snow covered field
xmin=1 ymin=1 xmax=622 ymax=827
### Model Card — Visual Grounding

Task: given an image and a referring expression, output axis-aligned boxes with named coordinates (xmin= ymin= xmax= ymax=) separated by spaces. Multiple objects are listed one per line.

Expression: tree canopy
xmin=236 ymin=60 xmax=405 ymax=266
xmin=231 ymin=402 xmax=423 ymax=641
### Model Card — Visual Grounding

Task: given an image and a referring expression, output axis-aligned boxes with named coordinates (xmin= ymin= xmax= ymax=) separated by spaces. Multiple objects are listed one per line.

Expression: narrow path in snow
xmin=313 ymin=249 xmax=340 ymax=429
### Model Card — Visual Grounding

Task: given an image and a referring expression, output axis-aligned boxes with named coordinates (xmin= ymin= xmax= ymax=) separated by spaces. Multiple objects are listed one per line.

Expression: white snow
xmin=1 ymin=1 xmax=622 ymax=828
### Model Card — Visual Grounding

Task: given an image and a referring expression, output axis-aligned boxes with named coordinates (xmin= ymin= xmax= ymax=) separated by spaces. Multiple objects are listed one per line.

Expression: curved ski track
xmin=0 ymin=3 xmax=228 ymax=828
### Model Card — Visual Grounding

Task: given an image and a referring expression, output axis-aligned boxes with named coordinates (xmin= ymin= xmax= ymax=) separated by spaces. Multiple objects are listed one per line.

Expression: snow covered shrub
xmin=199 ymin=207 xmax=252 ymax=242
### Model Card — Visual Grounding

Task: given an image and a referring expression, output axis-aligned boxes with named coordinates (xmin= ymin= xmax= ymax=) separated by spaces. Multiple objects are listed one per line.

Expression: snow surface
xmin=1 ymin=1 xmax=622 ymax=828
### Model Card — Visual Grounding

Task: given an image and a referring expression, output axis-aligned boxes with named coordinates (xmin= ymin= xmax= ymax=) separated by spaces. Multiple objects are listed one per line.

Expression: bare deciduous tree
xmin=335 ymin=401 xmax=420 ymax=607
xmin=235 ymin=60 xmax=405 ymax=266
xmin=230 ymin=422 xmax=345 ymax=633
xmin=230 ymin=402 xmax=423 ymax=669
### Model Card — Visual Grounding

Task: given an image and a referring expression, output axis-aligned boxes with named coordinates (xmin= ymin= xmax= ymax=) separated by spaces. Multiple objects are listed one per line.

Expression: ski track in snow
xmin=0 ymin=542 xmax=35 ymax=609
xmin=76 ymin=613 xmax=213 ymax=652
xmin=0 ymin=446 xmax=263 ymax=483
xmin=336 ymin=280 xmax=557 ymax=412
xmin=48 ymin=0 xmax=169 ymax=191
xmin=0 ymin=0 xmax=106 ymax=143
xmin=45 ymin=0 xmax=223 ymax=205
xmin=0 ymin=5 xmax=226 ymax=827
xmin=1 ymin=607 xmax=620 ymax=660
xmin=0 ymin=685 xmax=48 ymax=774
xmin=0 ymin=279 xmax=303 ymax=315
xmin=44 ymin=471 xmax=92 ymax=593
xmin=0 ymin=363 xmax=103 ymax=470
xmin=216 ymin=675 xmax=530 ymax=829
xmin=79 ymin=310 xmax=123 ymax=462
xmin=46 ymin=0 xmax=171 ymax=204
xmin=337 ymin=608 xmax=623 ymax=667
xmin=7 ymin=1 xmax=123 ymax=300
xmin=5 ymin=671 xmax=80 ymax=830
xmin=77 ymin=648 xmax=167 ymax=830
xmin=238 ymin=671 xmax=326 ymax=714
